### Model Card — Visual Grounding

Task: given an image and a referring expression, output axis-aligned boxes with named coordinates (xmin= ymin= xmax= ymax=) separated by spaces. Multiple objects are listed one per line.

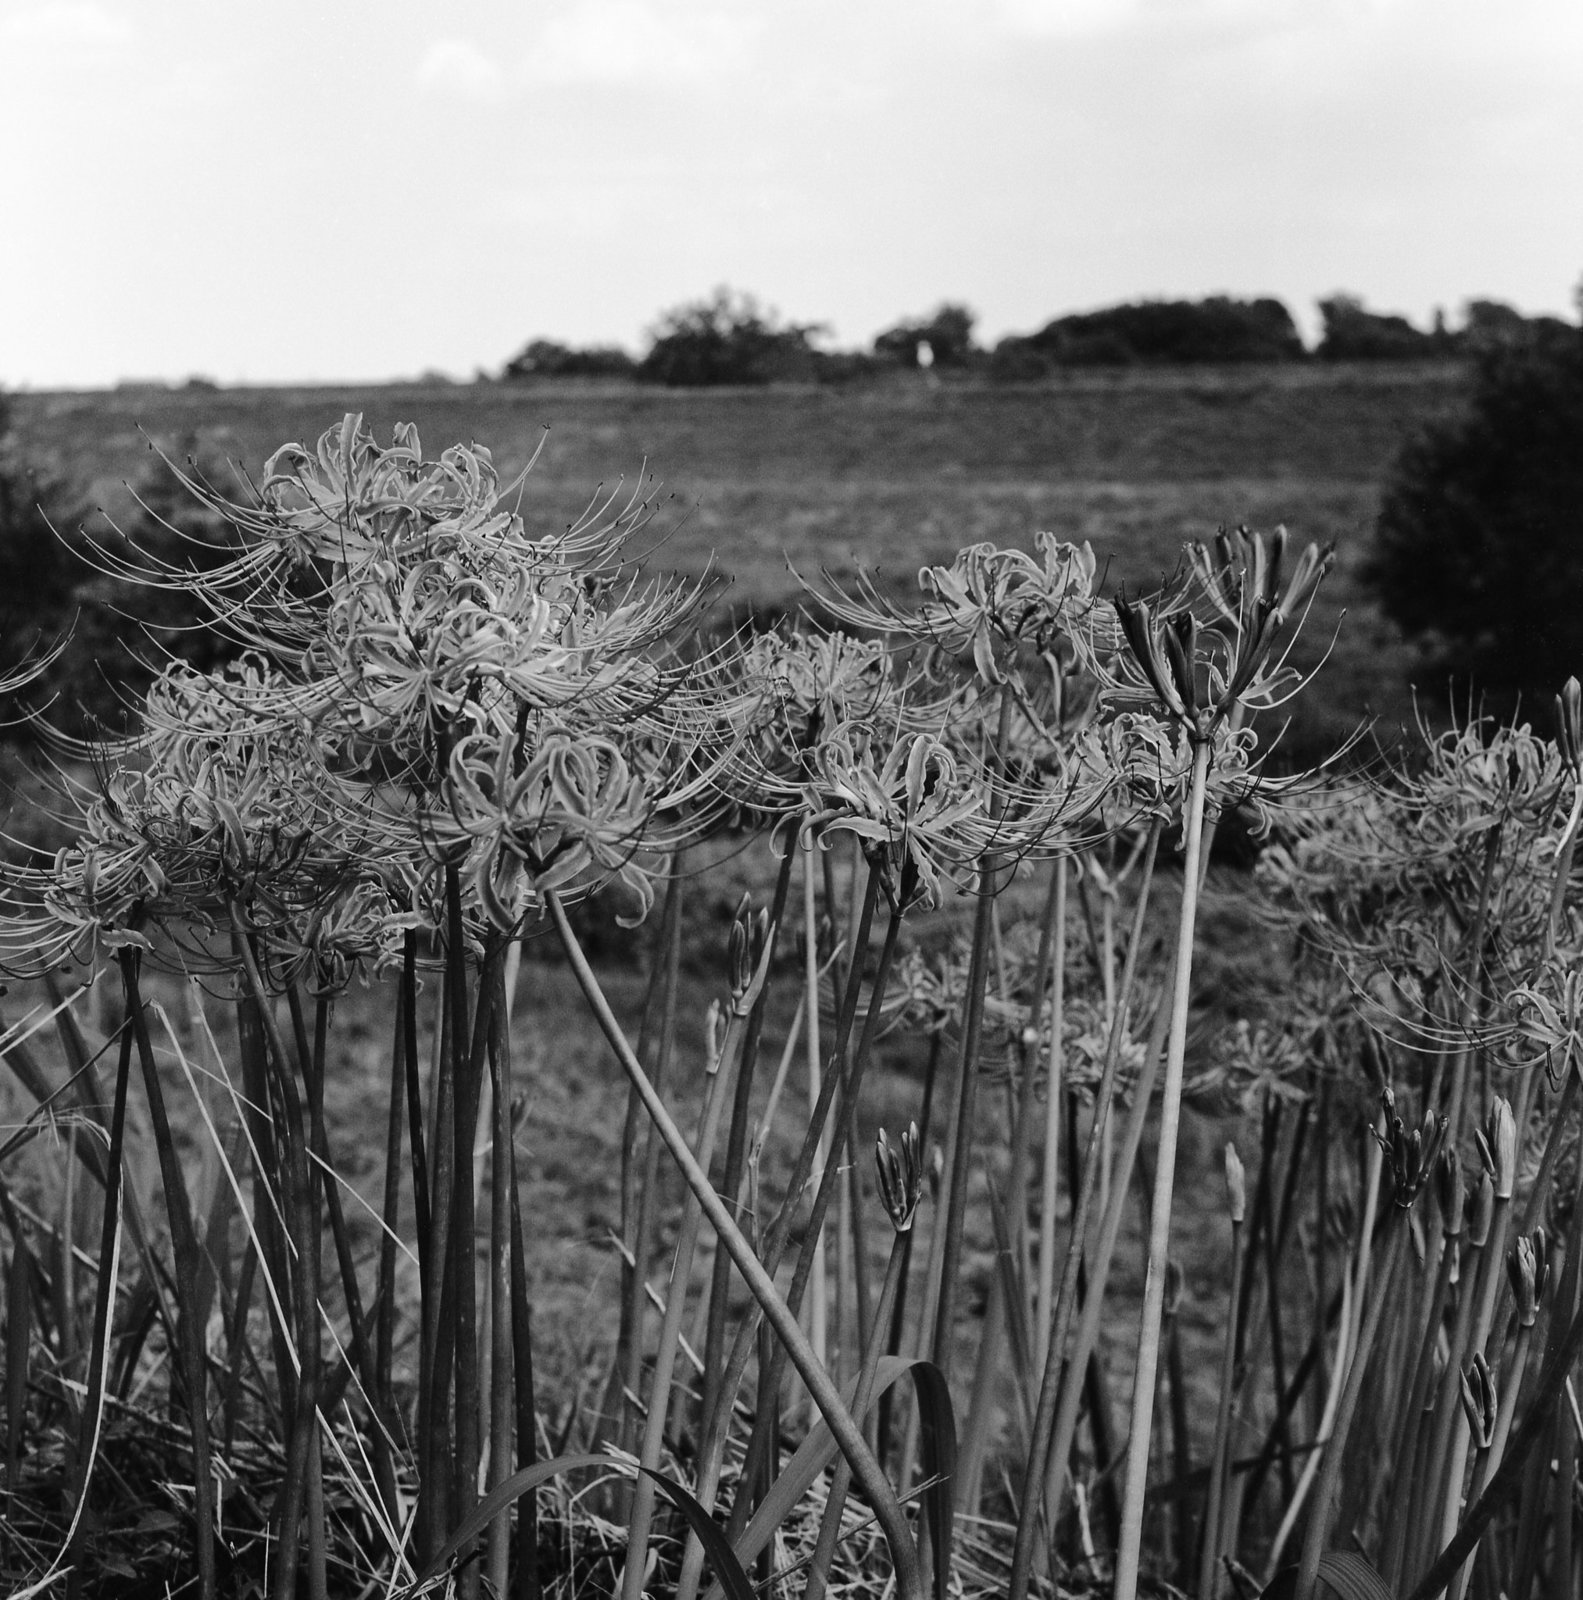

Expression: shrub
xmin=503 ymin=339 xmax=637 ymax=380
xmin=637 ymin=287 xmax=824 ymax=386
xmin=873 ymin=303 xmax=978 ymax=368
xmin=1316 ymin=293 xmax=1450 ymax=361
xmin=0 ymin=392 xmax=84 ymax=723
xmin=0 ymin=407 xmax=245 ymax=734
xmin=1007 ymin=295 xmax=1304 ymax=370
xmin=1365 ymin=315 xmax=1583 ymax=719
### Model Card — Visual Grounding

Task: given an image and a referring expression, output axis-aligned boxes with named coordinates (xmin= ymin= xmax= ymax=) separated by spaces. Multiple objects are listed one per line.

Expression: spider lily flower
xmin=1459 ymin=1352 xmax=1498 ymax=1450
xmin=1508 ymin=1227 xmax=1550 ymax=1327
xmin=429 ymin=724 xmax=671 ymax=931
xmin=1188 ymin=526 xmax=1333 ymax=705
xmin=802 ymin=728 xmax=984 ymax=908
xmin=804 ymin=536 xmax=1102 ymax=689
xmin=708 ymin=627 xmax=907 ymax=825
xmin=875 ymin=1122 xmax=924 ymax=1233
xmin=1112 ymin=597 xmax=1198 ymax=726
xmin=1109 ymin=529 xmax=1333 ymax=736
xmin=1504 ymin=968 xmax=1583 ymax=1084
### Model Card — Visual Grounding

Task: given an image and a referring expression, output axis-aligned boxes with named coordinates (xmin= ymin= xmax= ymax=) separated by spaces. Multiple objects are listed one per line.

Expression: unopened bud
xmin=1473 ymin=1097 xmax=1518 ymax=1200
xmin=875 ymin=1123 xmax=924 ymax=1233
xmin=1508 ymin=1227 xmax=1551 ymax=1328
xmin=728 ymin=896 xmax=772 ymax=1014
xmin=1224 ymin=1142 xmax=1246 ymax=1224
xmin=1435 ymin=1149 xmax=1466 ymax=1236
xmin=1458 ymin=1352 xmax=1498 ymax=1450
xmin=1375 ymin=1091 xmax=1446 ymax=1209
xmin=927 ymin=1143 xmax=944 ymax=1201
xmin=1466 ymin=1172 xmax=1496 ymax=1248
xmin=704 ymin=999 xmax=726 ymax=1075
xmin=1163 ymin=1260 xmax=1184 ymax=1318
xmin=1558 ymin=677 xmax=1583 ymax=777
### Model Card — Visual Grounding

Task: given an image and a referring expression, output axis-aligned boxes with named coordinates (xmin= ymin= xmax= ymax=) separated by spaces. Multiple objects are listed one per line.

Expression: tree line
xmin=503 ymin=286 xmax=1575 ymax=386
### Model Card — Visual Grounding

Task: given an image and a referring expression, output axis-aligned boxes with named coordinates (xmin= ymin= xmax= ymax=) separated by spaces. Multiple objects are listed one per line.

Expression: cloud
xmin=0 ymin=1 xmax=132 ymax=46
xmin=416 ymin=38 xmax=506 ymax=101
xmin=523 ymin=0 xmax=757 ymax=86
xmin=993 ymin=0 xmax=1142 ymax=34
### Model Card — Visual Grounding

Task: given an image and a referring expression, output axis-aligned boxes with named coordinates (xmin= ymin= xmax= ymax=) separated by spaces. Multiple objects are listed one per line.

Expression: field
xmin=13 ymin=363 xmax=1466 ymax=760
xmin=11 ymin=364 xmax=1561 ymax=1600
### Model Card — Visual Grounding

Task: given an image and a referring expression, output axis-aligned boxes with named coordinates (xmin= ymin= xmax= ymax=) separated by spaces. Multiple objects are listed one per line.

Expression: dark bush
xmin=0 ymin=404 xmax=245 ymax=734
xmin=1010 ymin=296 xmax=1304 ymax=368
xmin=1316 ymin=294 xmax=1449 ymax=361
xmin=638 ymin=288 xmax=824 ymax=387
xmin=987 ymin=336 xmax=1054 ymax=381
xmin=808 ymin=349 xmax=886 ymax=385
xmin=1365 ymin=315 xmax=1583 ymax=721
xmin=1459 ymin=299 xmax=1576 ymax=357
xmin=503 ymin=339 xmax=637 ymax=380
xmin=873 ymin=303 xmax=978 ymax=368
xmin=0 ymin=394 xmax=85 ymax=725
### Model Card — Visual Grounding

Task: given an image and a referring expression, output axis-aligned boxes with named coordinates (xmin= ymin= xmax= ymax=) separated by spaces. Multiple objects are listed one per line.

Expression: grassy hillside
xmin=12 ymin=363 xmax=1470 ymax=755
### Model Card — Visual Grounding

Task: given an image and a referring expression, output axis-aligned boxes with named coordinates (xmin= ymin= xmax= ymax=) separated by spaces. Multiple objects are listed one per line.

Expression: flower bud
xmin=1507 ymin=1226 xmax=1550 ymax=1328
xmin=1473 ymin=1097 xmax=1518 ymax=1200
xmin=1465 ymin=1172 xmax=1496 ymax=1249
xmin=875 ymin=1122 xmax=924 ymax=1233
xmin=1163 ymin=1259 xmax=1184 ymax=1319
xmin=1375 ymin=1091 xmax=1446 ymax=1209
xmin=1435 ymin=1149 xmax=1466 ymax=1236
xmin=704 ymin=999 xmax=726 ymax=1076
xmin=728 ymin=896 xmax=772 ymax=1014
xmin=1558 ymin=677 xmax=1583 ymax=778
xmin=1458 ymin=1352 xmax=1498 ymax=1450
xmin=1224 ymin=1142 xmax=1246 ymax=1225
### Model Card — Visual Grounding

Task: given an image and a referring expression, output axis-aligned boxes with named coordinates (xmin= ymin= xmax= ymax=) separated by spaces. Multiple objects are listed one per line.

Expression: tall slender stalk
xmin=621 ymin=1014 xmax=737 ymax=1600
xmin=931 ymin=691 xmax=1015 ymax=1390
xmin=1293 ymin=1216 xmax=1410 ymax=1600
xmin=806 ymin=1207 xmax=915 ymax=1600
xmin=1198 ymin=1146 xmax=1245 ymax=1600
xmin=486 ymin=963 xmax=516 ymax=1600
xmin=547 ymin=888 xmax=925 ymax=1600
xmin=1007 ymin=817 xmax=1163 ymax=1600
xmin=1112 ymin=735 xmax=1214 ymax=1600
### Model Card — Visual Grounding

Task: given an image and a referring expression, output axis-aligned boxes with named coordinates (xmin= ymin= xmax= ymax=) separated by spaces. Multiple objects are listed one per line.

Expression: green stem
xmin=806 ymin=1226 xmax=912 ymax=1600
xmin=931 ymin=691 xmax=1015 ymax=1389
xmin=118 ymin=953 xmax=218 ymax=1600
xmin=1007 ymin=817 xmax=1163 ymax=1600
xmin=1198 ymin=1216 xmax=1244 ymax=1600
xmin=621 ymin=1027 xmax=738 ymax=1600
xmin=1112 ymin=735 xmax=1213 ymax=1600
xmin=547 ymin=889 xmax=924 ymax=1600
xmin=1293 ymin=1215 xmax=1408 ymax=1600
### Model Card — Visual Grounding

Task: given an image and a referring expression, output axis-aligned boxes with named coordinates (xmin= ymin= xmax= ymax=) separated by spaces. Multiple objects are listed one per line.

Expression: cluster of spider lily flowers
xmin=0 ymin=418 xmax=1329 ymax=983
xmin=38 ymin=412 xmax=1555 ymax=1600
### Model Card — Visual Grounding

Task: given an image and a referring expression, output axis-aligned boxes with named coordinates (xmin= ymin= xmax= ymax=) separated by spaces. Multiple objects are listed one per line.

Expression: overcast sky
xmin=3 ymin=0 xmax=1580 ymax=387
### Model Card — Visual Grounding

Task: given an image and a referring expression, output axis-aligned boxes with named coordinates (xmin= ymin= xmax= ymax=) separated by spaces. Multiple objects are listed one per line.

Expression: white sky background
xmin=2 ymin=0 xmax=1580 ymax=387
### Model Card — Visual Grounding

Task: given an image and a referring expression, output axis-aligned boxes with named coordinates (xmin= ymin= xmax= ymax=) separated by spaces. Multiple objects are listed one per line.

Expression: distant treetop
xmin=500 ymin=287 xmax=1579 ymax=384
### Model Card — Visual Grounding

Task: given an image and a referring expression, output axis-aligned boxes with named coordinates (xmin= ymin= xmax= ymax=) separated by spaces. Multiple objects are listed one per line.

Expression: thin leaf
xmin=1261 ymin=1553 xmax=1399 ymax=1600
xmin=710 ymin=1355 xmax=956 ymax=1600
xmin=644 ymin=1471 xmax=756 ymax=1600
xmin=407 ymin=1453 xmax=754 ymax=1600
xmin=6 ymin=1218 xmax=33 ymax=1486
